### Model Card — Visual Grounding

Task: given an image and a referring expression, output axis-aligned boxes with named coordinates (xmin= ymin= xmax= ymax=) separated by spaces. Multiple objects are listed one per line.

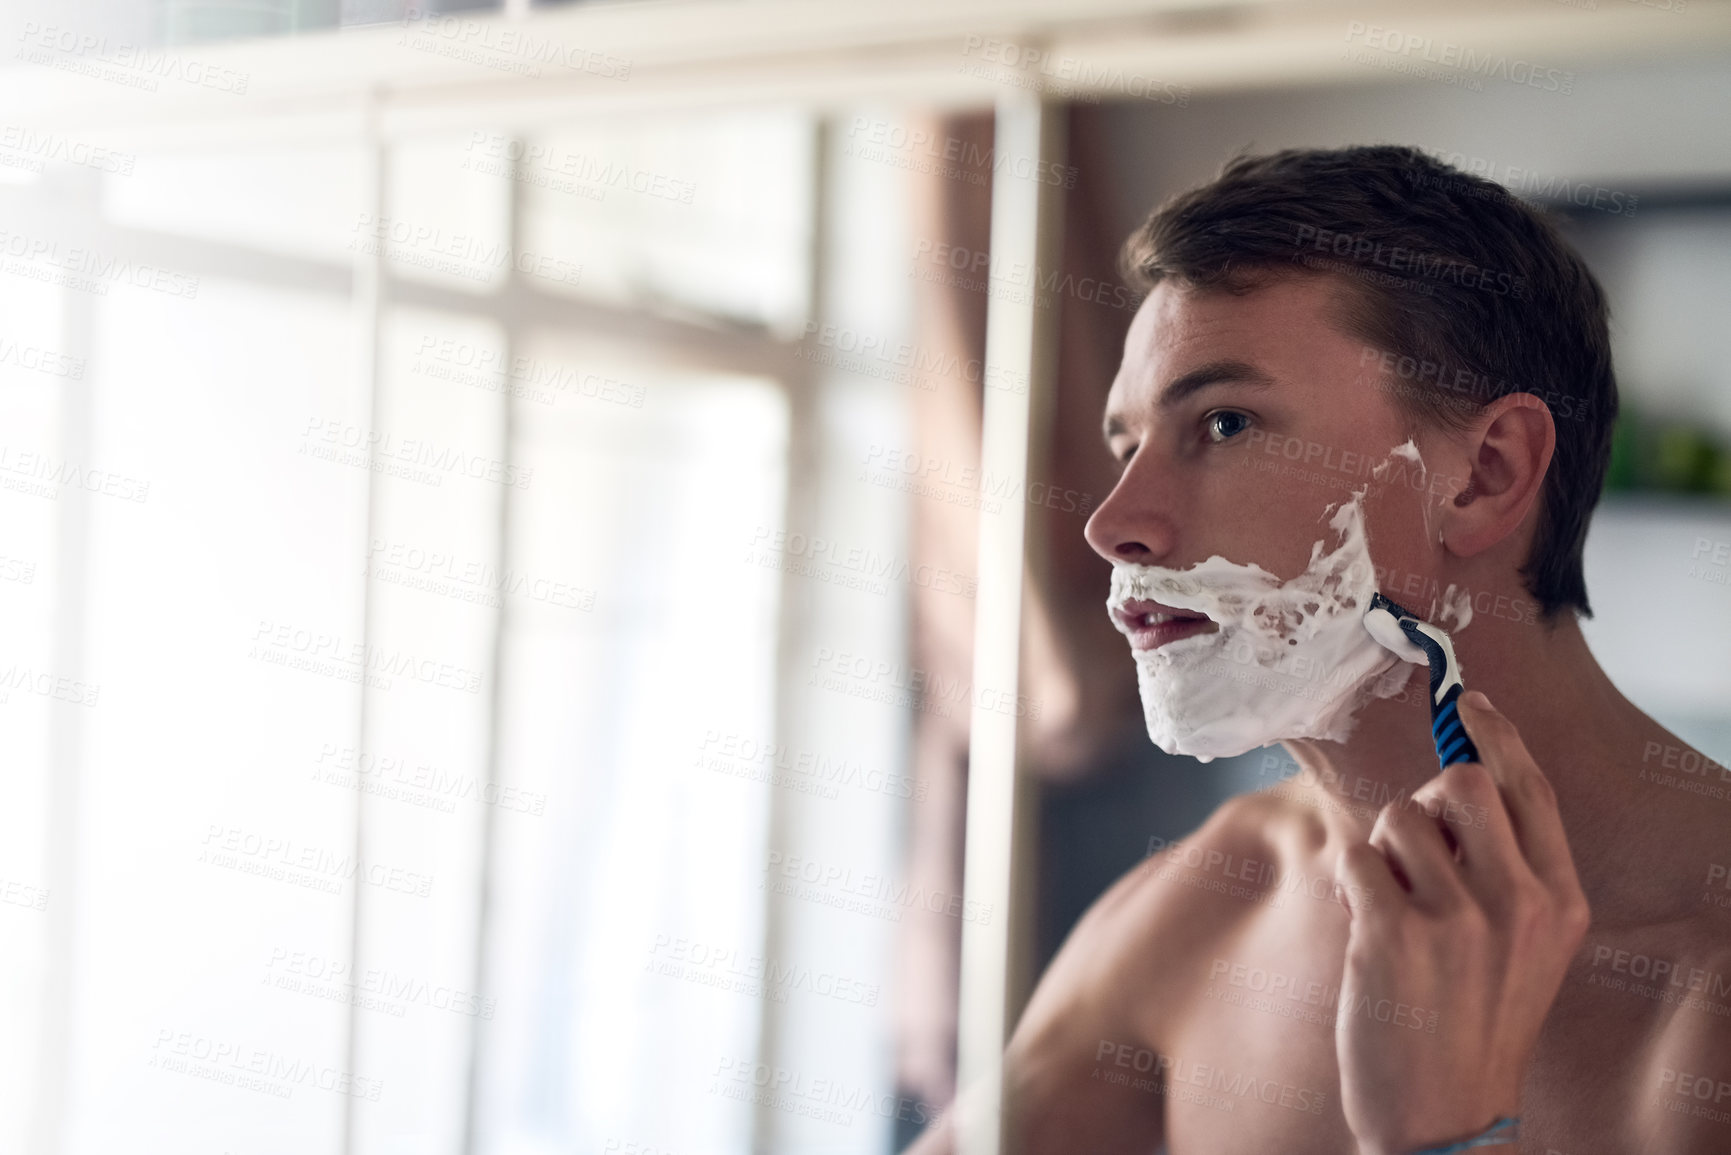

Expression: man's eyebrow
xmin=1158 ymin=359 xmax=1278 ymax=409
xmin=1101 ymin=359 xmax=1278 ymax=443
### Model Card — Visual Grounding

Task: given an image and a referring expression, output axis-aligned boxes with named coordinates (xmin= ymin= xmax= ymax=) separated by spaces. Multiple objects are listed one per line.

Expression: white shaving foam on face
xmin=1108 ymin=452 xmax=1427 ymax=763
xmin=1373 ymin=437 xmax=1438 ymax=543
xmin=1375 ymin=440 xmax=1474 ymax=633
xmin=1434 ymin=582 xmax=1474 ymax=632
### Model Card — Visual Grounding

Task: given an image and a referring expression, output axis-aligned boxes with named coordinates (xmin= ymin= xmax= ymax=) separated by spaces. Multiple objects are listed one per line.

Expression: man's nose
xmin=1083 ymin=455 xmax=1177 ymax=566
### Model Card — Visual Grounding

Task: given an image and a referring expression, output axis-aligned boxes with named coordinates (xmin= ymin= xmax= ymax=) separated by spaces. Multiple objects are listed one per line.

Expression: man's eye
xmin=1204 ymin=410 xmax=1252 ymax=443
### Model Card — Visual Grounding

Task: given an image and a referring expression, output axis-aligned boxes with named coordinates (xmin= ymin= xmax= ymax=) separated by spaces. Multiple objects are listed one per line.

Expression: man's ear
xmin=1443 ymin=393 xmax=1556 ymax=559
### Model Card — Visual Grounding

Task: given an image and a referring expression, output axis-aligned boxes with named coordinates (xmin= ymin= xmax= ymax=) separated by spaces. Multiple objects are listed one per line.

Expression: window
xmin=1 ymin=102 xmax=923 ymax=1155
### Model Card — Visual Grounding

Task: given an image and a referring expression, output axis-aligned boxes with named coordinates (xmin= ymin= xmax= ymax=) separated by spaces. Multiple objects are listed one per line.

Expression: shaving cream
xmin=1107 ymin=447 xmax=1434 ymax=762
xmin=1435 ymin=583 xmax=1474 ymax=632
xmin=1372 ymin=440 xmax=1476 ymax=633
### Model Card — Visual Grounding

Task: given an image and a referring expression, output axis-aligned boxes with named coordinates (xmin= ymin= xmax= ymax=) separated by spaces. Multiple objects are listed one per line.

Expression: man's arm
xmin=902 ymin=867 xmax=1166 ymax=1155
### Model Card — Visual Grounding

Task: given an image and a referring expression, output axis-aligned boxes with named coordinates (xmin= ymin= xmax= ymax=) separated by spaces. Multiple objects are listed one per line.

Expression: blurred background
xmin=1 ymin=1 xmax=1730 ymax=1153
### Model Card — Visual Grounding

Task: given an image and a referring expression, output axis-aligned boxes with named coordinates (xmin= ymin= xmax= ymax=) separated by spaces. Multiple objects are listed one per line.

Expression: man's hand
xmin=1332 ymin=690 xmax=1591 ymax=1155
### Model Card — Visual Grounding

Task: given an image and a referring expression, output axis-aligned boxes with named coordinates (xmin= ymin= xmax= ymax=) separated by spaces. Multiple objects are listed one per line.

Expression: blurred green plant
xmin=1604 ymin=409 xmax=1731 ymax=497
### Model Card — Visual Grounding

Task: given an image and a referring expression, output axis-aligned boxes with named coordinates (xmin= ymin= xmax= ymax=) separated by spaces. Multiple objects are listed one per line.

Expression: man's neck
xmin=1276 ymin=605 xmax=1703 ymax=925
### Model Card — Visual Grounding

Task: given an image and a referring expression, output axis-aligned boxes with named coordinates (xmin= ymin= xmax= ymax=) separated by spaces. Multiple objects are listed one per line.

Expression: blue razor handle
xmin=1425 ymin=673 xmax=1478 ymax=769
xmin=1392 ymin=612 xmax=1480 ymax=769
xmin=1366 ymin=592 xmax=1480 ymax=769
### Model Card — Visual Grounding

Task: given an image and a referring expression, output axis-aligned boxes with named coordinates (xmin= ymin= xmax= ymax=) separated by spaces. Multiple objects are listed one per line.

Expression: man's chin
xmin=1142 ymin=714 xmax=1268 ymax=764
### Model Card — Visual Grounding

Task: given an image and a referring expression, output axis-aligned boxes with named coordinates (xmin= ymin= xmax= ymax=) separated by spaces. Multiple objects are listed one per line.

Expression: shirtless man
xmin=909 ymin=146 xmax=1731 ymax=1154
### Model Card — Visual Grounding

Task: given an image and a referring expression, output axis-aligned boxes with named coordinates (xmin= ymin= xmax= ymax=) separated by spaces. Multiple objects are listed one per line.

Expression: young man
xmin=910 ymin=146 xmax=1731 ymax=1154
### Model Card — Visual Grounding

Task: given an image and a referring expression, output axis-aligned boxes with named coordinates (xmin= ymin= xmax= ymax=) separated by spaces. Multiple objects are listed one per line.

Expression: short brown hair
xmin=1119 ymin=144 xmax=1618 ymax=620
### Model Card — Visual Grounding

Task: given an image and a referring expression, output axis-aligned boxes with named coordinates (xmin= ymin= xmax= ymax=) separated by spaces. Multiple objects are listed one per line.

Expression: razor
xmin=1363 ymin=592 xmax=1479 ymax=768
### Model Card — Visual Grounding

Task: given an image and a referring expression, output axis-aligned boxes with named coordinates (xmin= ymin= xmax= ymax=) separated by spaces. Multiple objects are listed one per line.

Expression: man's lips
xmin=1112 ymin=599 xmax=1219 ymax=651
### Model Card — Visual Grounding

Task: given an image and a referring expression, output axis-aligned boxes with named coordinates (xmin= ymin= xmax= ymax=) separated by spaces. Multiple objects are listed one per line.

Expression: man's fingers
xmin=1454 ymin=690 xmax=1539 ymax=791
xmin=1370 ymin=801 xmax=1471 ymax=916
xmin=1455 ymin=690 xmax=1580 ymax=893
xmin=1409 ymin=762 xmax=1525 ymax=902
xmin=1335 ymin=841 xmax=1405 ymax=924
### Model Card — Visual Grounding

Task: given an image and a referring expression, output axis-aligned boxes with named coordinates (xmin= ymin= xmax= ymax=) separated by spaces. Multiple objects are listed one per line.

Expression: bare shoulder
xmin=1605 ymin=924 xmax=1731 ymax=1149
xmin=1015 ymin=786 xmax=1332 ymax=1052
xmin=971 ymin=789 xmax=1328 ymax=1155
